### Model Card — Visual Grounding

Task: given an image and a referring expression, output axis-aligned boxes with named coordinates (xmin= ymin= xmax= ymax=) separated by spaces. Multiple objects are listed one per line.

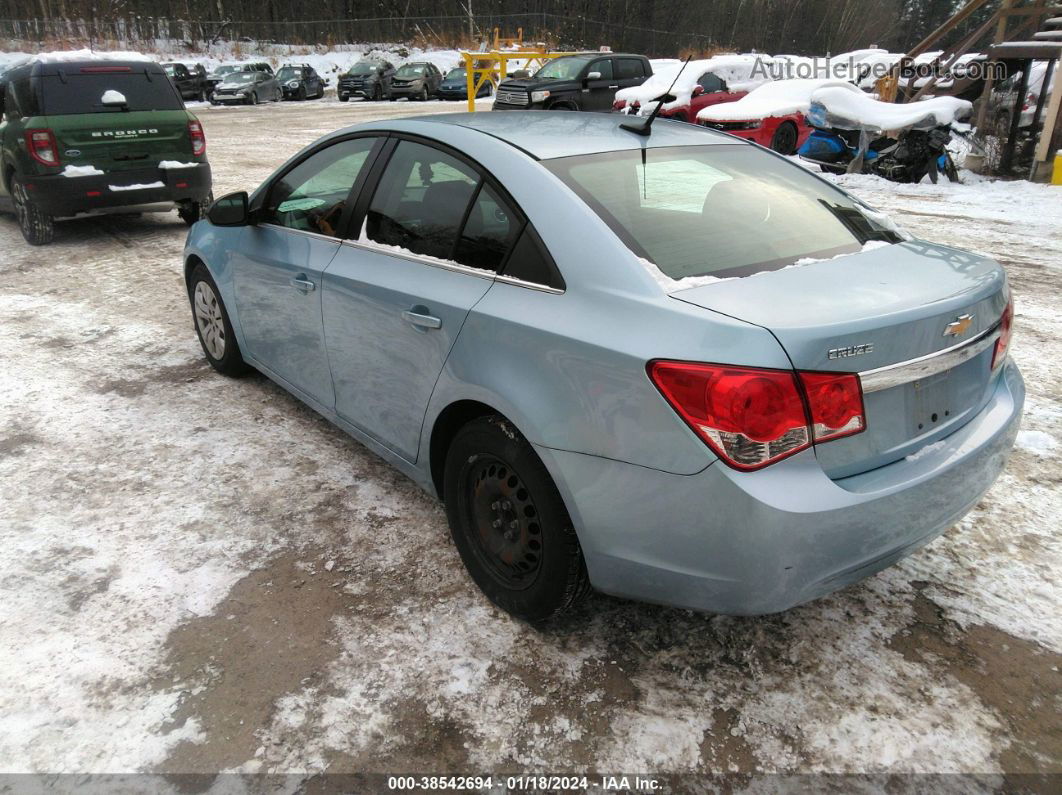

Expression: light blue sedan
xmin=184 ymin=112 xmax=1023 ymax=622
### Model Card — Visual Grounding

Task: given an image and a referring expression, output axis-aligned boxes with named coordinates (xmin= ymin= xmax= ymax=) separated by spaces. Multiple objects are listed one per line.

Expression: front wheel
xmin=373 ymin=83 xmax=382 ymax=101
xmin=770 ymin=122 xmax=799 ymax=155
xmin=247 ymin=91 xmax=258 ymax=106
xmin=188 ymin=263 xmax=250 ymax=376
xmin=444 ymin=416 xmax=591 ymax=623
xmin=12 ymin=175 xmax=55 ymax=245
xmin=418 ymin=86 xmax=429 ymax=101
xmin=339 ymin=94 xmax=350 ymax=102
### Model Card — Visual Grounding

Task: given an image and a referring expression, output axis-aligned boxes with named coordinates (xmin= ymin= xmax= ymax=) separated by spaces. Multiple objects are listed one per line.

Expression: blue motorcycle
xmin=798 ymin=100 xmax=960 ymax=184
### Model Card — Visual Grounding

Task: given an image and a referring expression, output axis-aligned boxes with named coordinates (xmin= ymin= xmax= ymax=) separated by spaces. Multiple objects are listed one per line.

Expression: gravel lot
xmin=0 ymin=98 xmax=1059 ymax=783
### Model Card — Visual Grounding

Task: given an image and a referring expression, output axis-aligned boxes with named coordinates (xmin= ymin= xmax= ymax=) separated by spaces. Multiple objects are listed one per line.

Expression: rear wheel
xmin=444 ymin=416 xmax=590 ymax=623
xmin=770 ymin=121 xmax=799 ymax=155
xmin=188 ymin=263 xmax=250 ymax=376
xmin=12 ymin=175 xmax=55 ymax=246
xmin=178 ymin=192 xmax=213 ymax=226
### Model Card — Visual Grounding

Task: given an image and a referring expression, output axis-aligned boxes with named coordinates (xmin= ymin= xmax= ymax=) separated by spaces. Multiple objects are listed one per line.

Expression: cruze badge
xmin=828 ymin=343 xmax=874 ymax=360
xmin=943 ymin=314 xmax=974 ymax=337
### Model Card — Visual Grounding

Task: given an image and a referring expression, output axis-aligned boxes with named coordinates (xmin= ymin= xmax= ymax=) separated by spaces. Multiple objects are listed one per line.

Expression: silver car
xmin=184 ymin=112 xmax=1023 ymax=622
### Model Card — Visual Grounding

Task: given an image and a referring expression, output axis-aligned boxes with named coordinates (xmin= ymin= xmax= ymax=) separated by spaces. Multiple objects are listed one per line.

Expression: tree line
xmin=0 ymin=0 xmax=989 ymax=56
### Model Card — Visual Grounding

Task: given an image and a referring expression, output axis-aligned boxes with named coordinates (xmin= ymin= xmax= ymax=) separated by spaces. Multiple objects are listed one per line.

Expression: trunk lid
xmin=671 ymin=241 xmax=1009 ymax=478
xmin=48 ymin=110 xmax=196 ymax=173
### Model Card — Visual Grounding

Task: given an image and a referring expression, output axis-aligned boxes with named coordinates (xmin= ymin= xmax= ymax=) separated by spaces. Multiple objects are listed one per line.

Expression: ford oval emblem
xmin=65 ymin=149 xmax=81 ymax=157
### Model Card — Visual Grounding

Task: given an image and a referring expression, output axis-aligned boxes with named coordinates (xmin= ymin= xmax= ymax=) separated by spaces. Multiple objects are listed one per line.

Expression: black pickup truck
xmin=162 ymin=62 xmax=208 ymax=102
xmin=493 ymin=53 xmax=652 ymax=112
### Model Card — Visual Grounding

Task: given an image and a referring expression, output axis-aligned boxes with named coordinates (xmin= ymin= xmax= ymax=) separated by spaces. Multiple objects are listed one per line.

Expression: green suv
xmin=0 ymin=59 xmax=213 ymax=245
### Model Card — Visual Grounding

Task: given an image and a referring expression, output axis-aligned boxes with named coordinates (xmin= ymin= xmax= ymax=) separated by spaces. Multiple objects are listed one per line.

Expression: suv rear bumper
xmin=27 ymin=162 xmax=212 ymax=217
xmin=536 ymin=358 xmax=1024 ymax=615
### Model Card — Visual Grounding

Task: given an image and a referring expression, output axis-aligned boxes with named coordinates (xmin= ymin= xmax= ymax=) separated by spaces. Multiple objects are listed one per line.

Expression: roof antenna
xmin=620 ymin=55 xmax=692 ymax=137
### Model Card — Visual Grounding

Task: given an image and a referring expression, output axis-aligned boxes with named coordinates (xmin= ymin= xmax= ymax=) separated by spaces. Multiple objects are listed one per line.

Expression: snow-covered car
xmin=613 ymin=55 xmax=772 ymax=124
xmin=698 ymin=78 xmax=863 ymax=154
xmin=183 ymin=112 xmax=1022 ymax=622
xmin=988 ymin=61 xmax=1057 ymax=133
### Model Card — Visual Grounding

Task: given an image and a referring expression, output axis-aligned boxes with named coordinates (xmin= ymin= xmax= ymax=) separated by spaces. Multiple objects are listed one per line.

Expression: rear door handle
xmin=289 ymin=275 xmax=315 ymax=293
xmin=609 ymin=85 xmax=619 ymax=89
xmin=402 ymin=307 xmax=442 ymax=330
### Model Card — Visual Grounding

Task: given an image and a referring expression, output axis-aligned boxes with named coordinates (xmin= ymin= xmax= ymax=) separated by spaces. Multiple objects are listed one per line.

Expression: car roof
xmin=407 ymin=111 xmax=740 ymax=159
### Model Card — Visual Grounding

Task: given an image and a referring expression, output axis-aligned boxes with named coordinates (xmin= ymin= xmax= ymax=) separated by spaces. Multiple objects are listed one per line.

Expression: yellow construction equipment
xmin=460 ymin=49 xmax=587 ymax=111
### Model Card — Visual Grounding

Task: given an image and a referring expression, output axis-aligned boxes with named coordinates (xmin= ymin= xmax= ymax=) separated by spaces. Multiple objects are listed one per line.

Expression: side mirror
xmin=692 ymin=85 xmax=704 ymax=96
xmin=208 ymin=191 xmax=250 ymax=226
xmin=586 ymin=71 xmax=602 ymax=81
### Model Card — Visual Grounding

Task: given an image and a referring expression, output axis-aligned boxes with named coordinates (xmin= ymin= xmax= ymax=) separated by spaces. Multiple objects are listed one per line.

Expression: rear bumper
xmin=27 ymin=162 xmax=211 ymax=217
xmin=538 ymin=359 xmax=1024 ymax=615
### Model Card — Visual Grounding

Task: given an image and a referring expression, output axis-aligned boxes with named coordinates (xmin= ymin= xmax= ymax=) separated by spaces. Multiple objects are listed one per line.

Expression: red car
xmin=697 ymin=112 xmax=812 ymax=155
xmin=613 ymin=71 xmax=746 ymax=124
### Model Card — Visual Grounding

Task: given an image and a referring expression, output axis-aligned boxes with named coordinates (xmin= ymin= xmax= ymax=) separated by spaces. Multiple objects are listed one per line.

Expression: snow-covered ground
xmin=0 ymin=100 xmax=1060 ymax=782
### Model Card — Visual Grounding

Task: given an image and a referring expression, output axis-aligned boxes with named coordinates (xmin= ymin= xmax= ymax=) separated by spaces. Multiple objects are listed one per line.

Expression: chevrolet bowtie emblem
xmin=944 ymin=314 xmax=975 ymax=337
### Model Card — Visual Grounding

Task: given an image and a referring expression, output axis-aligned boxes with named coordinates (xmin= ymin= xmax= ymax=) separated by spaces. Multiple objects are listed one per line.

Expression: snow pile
xmin=1015 ymin=429 xmax=1057 ymax=456
xmin=698 ymin=78 xmax=863 ymax=122
xmin=158 ymin=160 xmax=198 ymax=170
xmin=100 ymin=89 xmax=126 ymax=105
xmin=108 ymin=182 xmax=164 ymax=192
xmin=809 ymin=86 xmax=972 ymax=130
xmin=61 ymin=164 xmax=104 ymax=178
xmin=22 ymin=48 xmax=151 ymax=64
xmin=616 ymin=54 xmax=775 ymax=113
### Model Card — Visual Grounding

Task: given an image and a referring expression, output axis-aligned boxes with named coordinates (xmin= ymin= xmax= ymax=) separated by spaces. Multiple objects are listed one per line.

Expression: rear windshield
xmin=544 ymin=145 xmax=903 ymax=279
xmin=40 ymin=72 xmax=183 ymax=114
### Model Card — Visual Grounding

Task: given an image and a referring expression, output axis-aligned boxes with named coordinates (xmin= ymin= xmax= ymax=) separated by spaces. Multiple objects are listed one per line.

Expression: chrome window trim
xmin=259 ymin=222 xmax=340 ymax=243
xmin=858 ymin=321 xmax=1001 ymax=394
xmin=494 ymin=274 xmax=565 ymax=295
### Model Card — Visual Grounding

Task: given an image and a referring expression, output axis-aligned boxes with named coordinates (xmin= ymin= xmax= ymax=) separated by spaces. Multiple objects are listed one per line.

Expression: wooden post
xmin=1033 ymin=58 xmax=1062 ymax=179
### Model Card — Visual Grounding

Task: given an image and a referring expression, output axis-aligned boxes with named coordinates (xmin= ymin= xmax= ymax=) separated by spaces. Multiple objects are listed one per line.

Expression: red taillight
xmin=80 ymin=65 xmax=132 ymax=73
xmin=648 ymin=361 xmax=867 ymax=471
xmin=188 ymin=120 xmax=206 ymax=156
xmin=798 ymin=372 xmax=866 ymax=442
xmin=649 ymin=362 xmax=811 ymax=470
xmin=992 ymin=300 xmax=1014 ymax=370
xmin=25 ymin=129 xmax=60 ymax=167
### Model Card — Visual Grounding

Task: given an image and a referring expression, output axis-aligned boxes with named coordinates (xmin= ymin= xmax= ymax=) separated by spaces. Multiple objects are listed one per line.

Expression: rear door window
xmin=616 ymin=59 xmax=645 ymax=79
xmin=40 ymin=72 xmax=182 ymax=114
xmin=455 ymin=183 xmax=521 ymax=271
xmin=362 ymin=140 xmax=480 ymax=261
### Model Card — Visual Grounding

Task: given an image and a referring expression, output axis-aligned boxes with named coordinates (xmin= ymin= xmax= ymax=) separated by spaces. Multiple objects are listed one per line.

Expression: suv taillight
xmin=992 ymin=300 xmax=1014 ymax=370
xmin=188 ymin=120 xmax=206 ymax=156
xmin=648 ymin=361 xmax=866 ymax=471
xmin=26 ymin=129 xmax=60 ymax=167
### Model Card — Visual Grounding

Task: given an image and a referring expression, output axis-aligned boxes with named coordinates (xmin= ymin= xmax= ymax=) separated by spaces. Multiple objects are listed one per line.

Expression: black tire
xmin=770 ymin=121 xmax=799 ymax=155
xmin=178 ymin=191 xmax=213 ymax=226
xmin=197 ymin=88 xmax=207 ymax=102
xmin=297 ymin=85 xmax=306 ymax=101
xmin=187 ymin=262 xmax=250 ymax=376
xmin=274 ymin=88 xmax=282 ymax=103
xmin=443 ymin=415 xmax=591 ymax=623
xmin=373 ymin=83 xmax=382 ymax=101
xmin=819 ymin=163 xmax=847 ymax=175
xmin=339 ymin=94 xmax=349 ymax=102
xmin=247 ymin=91 xmax=258 ymax=106
xmin=12 ymin=174 xmax=55 ymax=245
xmin=418 ymin=86 xmax=428 ymax=102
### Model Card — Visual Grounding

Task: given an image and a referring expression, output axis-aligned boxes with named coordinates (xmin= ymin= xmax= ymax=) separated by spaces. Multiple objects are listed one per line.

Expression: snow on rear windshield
xmin=40 ymin=73 xmax=183 ymax=114
xmin=545 ymin=145 xmax=903 ymax=280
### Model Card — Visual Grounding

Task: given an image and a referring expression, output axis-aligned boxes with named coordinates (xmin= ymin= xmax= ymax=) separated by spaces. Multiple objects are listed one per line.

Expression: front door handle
xmin=609 ymin=85 xmax=619 ymax=89
xmin=289 ymin=275 xmax=315 ymax=294
xmin=401 ymin=307 xmax=442 ymax=330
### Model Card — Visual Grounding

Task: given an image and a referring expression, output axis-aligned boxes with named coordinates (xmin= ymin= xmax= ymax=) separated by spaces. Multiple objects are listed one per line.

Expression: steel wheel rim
xmin=193 ymin=281 xmax=226 ymax=359
xmin=463 ymin=454 xmax=543 ymax=590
